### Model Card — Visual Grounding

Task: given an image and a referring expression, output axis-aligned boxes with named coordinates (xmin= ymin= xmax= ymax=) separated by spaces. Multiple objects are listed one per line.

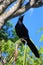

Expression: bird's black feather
xmin=15 ymin=15 xmax=40 ymax=58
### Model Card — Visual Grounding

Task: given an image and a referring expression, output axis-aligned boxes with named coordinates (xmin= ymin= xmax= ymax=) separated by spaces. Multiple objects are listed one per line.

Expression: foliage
xmin=36 ymin=27 xmax=43 ymax=34
xmin=40 ymin=35 xmax=43 ymax=42
xmin=0 ymin=22 xmax=43 ymax=65
xmin=36 ymin=27 xmax=43 ymax=42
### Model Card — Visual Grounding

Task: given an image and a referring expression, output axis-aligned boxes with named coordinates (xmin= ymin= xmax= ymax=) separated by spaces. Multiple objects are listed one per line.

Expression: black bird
xmin=15 ymin=15 xmax=40 ymax=58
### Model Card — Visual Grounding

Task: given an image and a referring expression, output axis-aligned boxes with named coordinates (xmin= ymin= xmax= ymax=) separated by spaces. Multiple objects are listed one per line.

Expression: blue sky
xmin=2 ymin=1 xmax=43 ymax=58
xmin=9 ymin=6 xmax=43 ymax=49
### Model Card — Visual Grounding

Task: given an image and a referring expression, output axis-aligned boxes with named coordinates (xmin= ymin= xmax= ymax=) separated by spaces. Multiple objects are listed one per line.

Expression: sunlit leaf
xmin=40 ymin=35 xmax=43 ymax=42
xmin=39 ymin=47 xmax=43 ymax=54
xmin=36 ymin=27 xmax=43 ymax=34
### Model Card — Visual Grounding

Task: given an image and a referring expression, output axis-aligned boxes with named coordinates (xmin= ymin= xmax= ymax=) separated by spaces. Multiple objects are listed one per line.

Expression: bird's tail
xmin=26 ymin=37 xmax=40 ymax=58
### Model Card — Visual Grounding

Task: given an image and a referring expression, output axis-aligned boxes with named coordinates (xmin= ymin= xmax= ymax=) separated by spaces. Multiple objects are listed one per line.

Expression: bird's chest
xmin=15 ymin=25 xmax=25 ymax=37
xmin=16 ymin=25 xmax=23 ymax=33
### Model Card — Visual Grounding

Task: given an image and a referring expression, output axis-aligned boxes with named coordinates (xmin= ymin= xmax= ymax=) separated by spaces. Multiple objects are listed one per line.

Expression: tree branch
xmin=2 ymin=0 xmax=23 ymax=20
xmin=0 ymin=0 xmax=3 ymax=4
xmin=8 ymin=1 xmax=43 ymax=20
xmin=0 ymin=0 xmax=22 ymax=29
xmin=0 ymin=0 xmax=16 ymax=14
xmin=0 ymin=0 xmax=43 ymax=29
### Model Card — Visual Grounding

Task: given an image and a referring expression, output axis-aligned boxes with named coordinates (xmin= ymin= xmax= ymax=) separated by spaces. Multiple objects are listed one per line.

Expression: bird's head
xmin=18 ymin=15 xmax=24 ymax=24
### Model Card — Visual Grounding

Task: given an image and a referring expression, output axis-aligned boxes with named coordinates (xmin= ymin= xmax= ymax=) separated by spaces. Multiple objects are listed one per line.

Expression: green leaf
xmin=40 ymin=35 xmax=43 ymax=42
xmin=36 ymin=27 xmax=43 ymax=34
xmin=39 ymin=47 xmax=43 ymax=54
